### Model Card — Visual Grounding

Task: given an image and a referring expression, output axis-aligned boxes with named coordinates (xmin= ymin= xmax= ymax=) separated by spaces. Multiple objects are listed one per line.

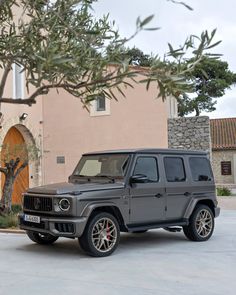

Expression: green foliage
xmin=11 ymin=204 xmax=23 ymax=214
xmin=217 ymin=187 xmax=232 ymax=196
xmin=0 ymin=0 xmax=221 ymax=107
xmin=0 ymin=213 xmax=18 ymax=228
xmin=106 ymin=46 xmax=154 ymax=67
xmin=178 ymin=57 xmax=236 ymax=116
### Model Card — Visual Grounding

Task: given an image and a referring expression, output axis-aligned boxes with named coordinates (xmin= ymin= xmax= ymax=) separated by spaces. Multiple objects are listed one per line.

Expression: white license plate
xmin=24 ymin=214 xmax=40 ymax=224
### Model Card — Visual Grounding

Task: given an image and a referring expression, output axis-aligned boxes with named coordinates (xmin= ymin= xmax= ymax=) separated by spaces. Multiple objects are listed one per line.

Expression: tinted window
xmin=189 ymin=157 xmax=213 ymax=181
xmin=164 ymin=157 xmax=186 ymax=182
xmin=133 ymin=157 xmax=158 ymax=182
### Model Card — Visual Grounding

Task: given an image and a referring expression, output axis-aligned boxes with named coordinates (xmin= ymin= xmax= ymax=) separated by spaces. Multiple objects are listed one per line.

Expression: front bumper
xmin=214 ymin=207 xmax=220 ymax=218
xmin=19 ymin=213 xmax=87 ymax=237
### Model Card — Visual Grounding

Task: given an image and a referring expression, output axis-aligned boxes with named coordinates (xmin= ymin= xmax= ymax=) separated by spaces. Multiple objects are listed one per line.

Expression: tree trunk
xmin=1 ymin=173 xmax=14 ymax=214
xmin=195 ymin=107 xmax=200 ymax=116
xmin=0 ymin=159 xmax=28 ymax=214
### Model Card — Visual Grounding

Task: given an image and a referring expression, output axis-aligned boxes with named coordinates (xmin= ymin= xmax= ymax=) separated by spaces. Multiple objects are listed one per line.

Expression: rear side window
xmin=133 ymin=157 xmax=159 ymax=182
xmin=164 ymin=157 xmax=186 ymax=182
xmin=189 ymin=157 xmax=213 ymax=181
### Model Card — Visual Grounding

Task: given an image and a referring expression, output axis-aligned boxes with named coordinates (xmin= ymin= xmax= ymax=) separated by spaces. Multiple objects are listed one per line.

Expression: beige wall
xmin=0 ymin=67 xmax=170 ymax=187
xmin=42 ymin=82 xmax=169 ymax=184
xmin=212 ymin=150 xmax=236 ymax=185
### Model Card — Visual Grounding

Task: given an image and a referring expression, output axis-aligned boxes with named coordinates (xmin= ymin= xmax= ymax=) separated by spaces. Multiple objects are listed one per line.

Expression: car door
xmin=162 ymin=155 xmax=192 ymax=220
xmin=129 ymin=155 xmax=165 ymax=224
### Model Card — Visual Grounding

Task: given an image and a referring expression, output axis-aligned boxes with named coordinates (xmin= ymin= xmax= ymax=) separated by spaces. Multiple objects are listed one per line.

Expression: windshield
xmin=73 ymin=154 xmax=130 ymax=178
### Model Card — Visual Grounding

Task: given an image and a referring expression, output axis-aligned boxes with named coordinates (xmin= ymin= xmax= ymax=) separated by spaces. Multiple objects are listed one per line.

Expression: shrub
xmin=217 ymin=187 xmax=232 ymax=196
xmin=11 ymin=204 xmax=22 ymax=214
xmin=0 ymin=213 xmax=18 ymax=228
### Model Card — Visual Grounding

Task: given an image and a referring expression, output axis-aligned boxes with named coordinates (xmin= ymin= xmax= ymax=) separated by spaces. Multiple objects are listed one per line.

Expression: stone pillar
xmin=168 ymin=116 xmax=211 ymax=154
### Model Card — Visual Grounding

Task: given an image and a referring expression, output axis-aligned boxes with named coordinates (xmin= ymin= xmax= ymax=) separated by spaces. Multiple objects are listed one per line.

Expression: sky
xmin=93 ymin=0 xmax=236 ymax=118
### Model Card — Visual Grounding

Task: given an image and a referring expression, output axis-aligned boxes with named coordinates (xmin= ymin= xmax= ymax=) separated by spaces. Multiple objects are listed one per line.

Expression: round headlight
xmin=59 ymin=198 xmax=70 ymax=211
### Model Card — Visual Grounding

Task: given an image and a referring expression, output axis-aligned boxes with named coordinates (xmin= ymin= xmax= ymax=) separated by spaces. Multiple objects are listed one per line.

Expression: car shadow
xmin=16 ymin=229 xmax=186 ymax=258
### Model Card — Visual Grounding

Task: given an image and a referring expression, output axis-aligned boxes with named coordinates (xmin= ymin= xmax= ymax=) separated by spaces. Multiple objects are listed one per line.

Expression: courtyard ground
xmin=0 ymin=207 xmax=235 ymax=295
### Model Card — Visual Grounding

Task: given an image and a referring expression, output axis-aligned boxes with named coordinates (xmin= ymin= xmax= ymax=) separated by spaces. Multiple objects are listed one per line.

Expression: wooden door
xmin=1 ymin=127 xmax=29 ymax=204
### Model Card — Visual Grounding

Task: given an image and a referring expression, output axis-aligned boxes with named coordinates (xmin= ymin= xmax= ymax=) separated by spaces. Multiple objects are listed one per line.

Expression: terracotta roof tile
xmin=210 ymin=118 xmax=236 ymax=150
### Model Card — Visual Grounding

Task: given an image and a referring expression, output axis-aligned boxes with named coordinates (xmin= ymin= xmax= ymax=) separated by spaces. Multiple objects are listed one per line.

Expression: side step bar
xmin=126 ymin=219 xmax=188 ymax=233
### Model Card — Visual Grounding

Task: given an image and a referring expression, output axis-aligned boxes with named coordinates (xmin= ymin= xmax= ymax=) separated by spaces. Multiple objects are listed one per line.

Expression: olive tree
xmin=0 ymin=0 xmax=220 ymax=106
xmin=0 ymin=143 xmax=38 ymax=214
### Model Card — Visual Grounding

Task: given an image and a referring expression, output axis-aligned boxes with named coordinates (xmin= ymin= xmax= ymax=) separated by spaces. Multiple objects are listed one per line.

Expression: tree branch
xmin=14 ymin=161 xmax=28 ymax=179
xmin=0 ymin=167 xmax=7 ymax=175
xmin=0 ymin=70 xmax=140 ymax=106
xmin=0 ymin=61 xmax=12 ymax=98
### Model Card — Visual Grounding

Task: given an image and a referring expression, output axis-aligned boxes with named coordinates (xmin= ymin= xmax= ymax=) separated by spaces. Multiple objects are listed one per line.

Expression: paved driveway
xmin=0 ymin=210 xmax=235 ymax=295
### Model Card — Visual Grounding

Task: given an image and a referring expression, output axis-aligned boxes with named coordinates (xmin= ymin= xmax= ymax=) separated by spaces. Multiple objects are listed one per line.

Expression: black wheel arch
xmin=185 ymin=198 xmax=216 ymax=219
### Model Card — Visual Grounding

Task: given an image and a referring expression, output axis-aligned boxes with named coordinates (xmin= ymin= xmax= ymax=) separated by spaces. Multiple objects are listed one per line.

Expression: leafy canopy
xmin=178 ymin=57 xmax=236 ymax=116
xmin=0 ymin=0 xmax=221 ymax=107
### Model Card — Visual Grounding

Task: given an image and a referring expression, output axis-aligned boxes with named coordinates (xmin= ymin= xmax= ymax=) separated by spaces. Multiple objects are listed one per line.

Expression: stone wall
xmin=168 ymin=116 xmax=211 ymax=153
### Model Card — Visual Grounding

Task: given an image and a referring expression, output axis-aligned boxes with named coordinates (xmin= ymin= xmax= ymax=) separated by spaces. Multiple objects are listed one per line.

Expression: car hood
xmin=27 ymin=181 xmax=125 ymax=195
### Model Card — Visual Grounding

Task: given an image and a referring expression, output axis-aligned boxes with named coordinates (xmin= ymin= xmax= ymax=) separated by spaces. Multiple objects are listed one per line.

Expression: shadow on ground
xmin=16 ymin=230 xmax=187 ymax=259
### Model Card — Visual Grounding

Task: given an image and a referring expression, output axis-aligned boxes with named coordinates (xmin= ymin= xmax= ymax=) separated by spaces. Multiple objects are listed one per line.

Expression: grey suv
xmin=19 ymin=149 xmax=220 ymax=257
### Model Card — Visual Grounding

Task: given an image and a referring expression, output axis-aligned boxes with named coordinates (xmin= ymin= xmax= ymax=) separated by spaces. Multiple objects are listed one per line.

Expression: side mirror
xmin=130 ymin=174 xmax=148 ymax=184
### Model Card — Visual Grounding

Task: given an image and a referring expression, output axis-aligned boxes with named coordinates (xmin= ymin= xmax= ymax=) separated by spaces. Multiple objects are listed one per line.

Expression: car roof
xmin=83 ymin=148 xmax=207 ymax=156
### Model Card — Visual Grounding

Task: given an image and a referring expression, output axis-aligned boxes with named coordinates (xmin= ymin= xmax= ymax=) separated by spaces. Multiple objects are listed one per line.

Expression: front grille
xmin=24 ymin=195 xmax=52 ymax=212
xmin=55 ymin=223 xmax=75 ymax=233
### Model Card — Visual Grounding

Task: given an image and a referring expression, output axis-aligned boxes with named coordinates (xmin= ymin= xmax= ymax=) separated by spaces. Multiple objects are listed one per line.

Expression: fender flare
xmin=183 ymin=197 xmax=216 ymax=219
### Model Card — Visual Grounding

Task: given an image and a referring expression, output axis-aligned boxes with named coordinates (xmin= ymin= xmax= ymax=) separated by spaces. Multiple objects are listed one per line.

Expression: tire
xmin=131 ymin=230 xmax=148 ymax=234
xmin=26 ymin=231 xmax=58 ymax=245
xmin=183 ymin=204 xmax=214 ymax=242
xmin=78 ymin=212 xmax=120 ymax=257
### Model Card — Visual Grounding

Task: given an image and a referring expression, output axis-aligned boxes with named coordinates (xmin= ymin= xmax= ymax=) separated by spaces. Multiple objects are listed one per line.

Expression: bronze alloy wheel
xmin=195 ymin=208 xmax=213 ymax=238
xmin=79 ymin=212 xmax=120 ymax=257
xmin=183 ymin=204 xmax=215 ymax=242
xmin=91 ymin=217 xmax=118 ymax=253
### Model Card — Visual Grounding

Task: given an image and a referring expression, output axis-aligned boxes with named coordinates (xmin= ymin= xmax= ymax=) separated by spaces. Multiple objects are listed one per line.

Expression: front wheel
xmin=26 ymin=231 xmax=58 ymax=245
xmin=79 ymin=212 xmax=120 ymax=257
xmin=183 ymin=205 xmax=214 ymax=241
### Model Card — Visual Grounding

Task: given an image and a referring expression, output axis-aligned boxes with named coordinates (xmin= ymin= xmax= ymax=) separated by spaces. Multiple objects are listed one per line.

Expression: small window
xmin=133 ymin=157 xmax=159 ymax=182
xmin=164 ymin=157 xmax=186 ymax=182
xmin=189 ymin=157 xmax=213 ymax=181
xmin=96 ymin=95 xmax=106 ymax=111
xmin=221 ymin=161 xmax=232 ymax=176
xmin=57 ymin=156 xmax=65 ymax=164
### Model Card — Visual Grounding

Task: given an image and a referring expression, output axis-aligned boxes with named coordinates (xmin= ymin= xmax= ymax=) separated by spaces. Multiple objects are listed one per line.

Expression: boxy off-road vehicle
xmin=19 ymin=149 xmax=220 ymax=257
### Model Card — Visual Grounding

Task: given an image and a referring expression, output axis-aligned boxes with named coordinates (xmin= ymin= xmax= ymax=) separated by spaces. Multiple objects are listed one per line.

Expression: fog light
xmin=58 ymin=198 xmax=70 ymax=211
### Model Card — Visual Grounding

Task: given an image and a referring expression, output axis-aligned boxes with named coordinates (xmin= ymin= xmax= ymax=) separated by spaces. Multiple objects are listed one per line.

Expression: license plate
xmin=24 ymin=214 xmax=40 ymax=224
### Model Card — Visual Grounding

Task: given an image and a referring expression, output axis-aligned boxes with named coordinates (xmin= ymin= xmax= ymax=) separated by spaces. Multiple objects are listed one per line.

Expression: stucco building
xmin=0 ymin=66 xmax=177 ymax=203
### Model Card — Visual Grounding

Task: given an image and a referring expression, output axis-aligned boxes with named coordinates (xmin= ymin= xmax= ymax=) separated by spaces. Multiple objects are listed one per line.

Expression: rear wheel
xmin=79 ymin=212 xmax=120 ymax=257
xmin=26 ymin=231 xmax=58 ymax=245
xmin=183 ymin=205 xmax=214 ymax=241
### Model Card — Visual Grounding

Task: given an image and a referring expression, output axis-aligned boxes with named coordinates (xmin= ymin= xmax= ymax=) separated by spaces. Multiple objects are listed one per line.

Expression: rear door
xmin=129 ymin=155 xmax=165 ymax=224
xmin=162 ymin=155 xmax=192 ymax=220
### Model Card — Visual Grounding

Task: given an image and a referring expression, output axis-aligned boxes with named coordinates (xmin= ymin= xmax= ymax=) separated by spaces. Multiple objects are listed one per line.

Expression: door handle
xmin=184 ymin=192 xmax=191 ymax=196
xmin=155 ymin=193 xmax=163 ymax=198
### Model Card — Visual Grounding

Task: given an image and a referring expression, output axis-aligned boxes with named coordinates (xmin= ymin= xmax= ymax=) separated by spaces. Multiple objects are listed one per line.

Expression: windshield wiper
xmin=97 ymin=175 xmax=115 ymax=183
xmin=73 ymin=174 xmax=91 ymax=182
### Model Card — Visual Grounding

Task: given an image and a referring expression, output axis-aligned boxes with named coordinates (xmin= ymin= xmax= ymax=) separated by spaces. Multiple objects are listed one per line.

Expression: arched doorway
xmin=1 ymin=127 xmax=29 ymax=204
